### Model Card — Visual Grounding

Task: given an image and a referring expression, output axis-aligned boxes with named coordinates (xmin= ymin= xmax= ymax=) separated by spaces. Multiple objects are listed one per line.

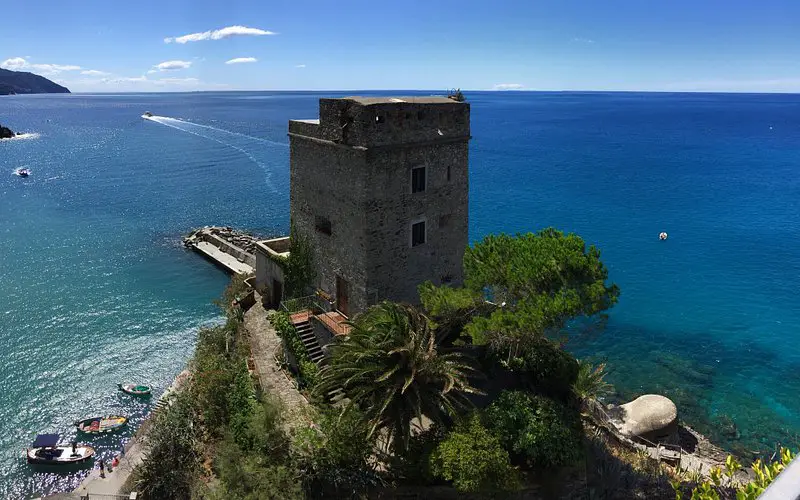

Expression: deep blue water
xmin=1 ymin=91 xmax=799 ymax=497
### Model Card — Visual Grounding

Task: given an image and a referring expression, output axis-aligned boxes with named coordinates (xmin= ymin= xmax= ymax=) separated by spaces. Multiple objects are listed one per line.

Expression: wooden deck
xmin=317 ymin=311 xmax=351 ymax=336
xmin=288 ymin=308 xmax=350 ymax=335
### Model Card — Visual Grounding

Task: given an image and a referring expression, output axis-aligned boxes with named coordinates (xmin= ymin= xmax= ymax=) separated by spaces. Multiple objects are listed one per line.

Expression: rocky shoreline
xmin=183 ymin=226 xmax=260 ymax=255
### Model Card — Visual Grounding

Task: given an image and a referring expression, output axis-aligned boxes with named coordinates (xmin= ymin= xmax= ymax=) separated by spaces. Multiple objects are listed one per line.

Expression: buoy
xmin=659 ymin=232 xmax=668 ymax=241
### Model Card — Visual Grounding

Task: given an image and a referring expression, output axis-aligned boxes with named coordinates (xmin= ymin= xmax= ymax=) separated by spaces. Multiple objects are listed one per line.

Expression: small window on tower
xmin=315 ymin=215 xmax=332 ymax=235
xmin=447 ymin=165 xmax=451 ymax=181
xmin=411 ymin=166 xmax=426 ymax=193
xmin=411 ymin=220 xmax=426 ymax=247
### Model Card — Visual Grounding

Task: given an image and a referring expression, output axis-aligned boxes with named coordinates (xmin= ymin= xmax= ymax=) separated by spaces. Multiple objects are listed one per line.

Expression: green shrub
xmin=284 ymin=224 xmax=317 ymax=299
xmin=675 ymin=449 xmax=797 ymax=500
xmin=508 ymin=340 xmax=579 ymax=401
xmin=484 ymin=390 xmax=582 ymax=468
xmin=215 ymin=439 xmax=303 ymax=500
xmin=135 ymin=393 xmax=200 ymax=499
xmin=390 ymin=425 xmax=447 ymax=484
xmin=299 ymin=359 xmax=320 ymax=388
xmin=429 ymin=413 xmax=519 ymax=493
xmin=295 ymin=407 xmax=382 ymax=499
xmin=271 ymin=312 xmax=319 ymax=389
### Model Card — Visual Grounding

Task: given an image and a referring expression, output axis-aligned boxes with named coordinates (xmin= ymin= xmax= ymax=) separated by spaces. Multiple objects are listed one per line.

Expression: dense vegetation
xmin=132 ymin=229 xmax=796 ymax=499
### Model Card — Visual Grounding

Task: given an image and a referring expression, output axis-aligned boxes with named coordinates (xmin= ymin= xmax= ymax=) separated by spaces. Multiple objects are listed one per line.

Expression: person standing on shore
xmin=98 ymin=459 xmax=105 ymax=478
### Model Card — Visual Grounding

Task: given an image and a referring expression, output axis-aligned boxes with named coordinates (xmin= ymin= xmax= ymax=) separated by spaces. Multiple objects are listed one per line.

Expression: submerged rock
xmin=613 ymin=394 xmax=678 ymax=443
xmin=0 ymin=125 xmax=15 ymax=139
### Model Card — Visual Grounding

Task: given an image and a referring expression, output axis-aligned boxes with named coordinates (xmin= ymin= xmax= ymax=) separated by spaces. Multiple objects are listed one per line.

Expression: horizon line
xmin=12 ymin=88 xmax=800 ymax=96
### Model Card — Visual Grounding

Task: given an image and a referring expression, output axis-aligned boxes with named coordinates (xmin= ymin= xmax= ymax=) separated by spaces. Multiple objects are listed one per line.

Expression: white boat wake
xmin=142 ymin=115 xmax=284 ymax=193
xmin=0 ymin=132 xmax=41 ymax=141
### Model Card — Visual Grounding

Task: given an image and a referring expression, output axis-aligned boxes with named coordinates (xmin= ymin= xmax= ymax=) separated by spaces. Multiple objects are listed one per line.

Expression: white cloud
xmin=492 ymin=83 xmax=525 ymax=90
xmin=59 ymin=73 xmax=230 ymax=92
xmin=1 ymin=57 xmax=28 ymax=70
xmin=102 ymin=75 xmax=148 ymax=84
xmin=295 ymin=64 xmax=306 ymax=68
xmin=225 ymin=57 xmax=257 ymax=65
xmin=80 ymin=69 xmax=109 ymax=76
xmin=164 ymin=25 xmax=276 ymax=44
xmin=1 ymin=57 xmax=82 ymax=75
xmin=149 ymin=60 xmax=193 ymax=73
xmin=157 ymin=77 xmax=200 ymax=85
xmin=572 ymin=37 xmax=595 ymax=44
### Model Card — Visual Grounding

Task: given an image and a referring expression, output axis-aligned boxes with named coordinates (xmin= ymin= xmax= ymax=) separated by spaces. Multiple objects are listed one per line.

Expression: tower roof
xmin=339 ymin=96 xmax=464 ymax=106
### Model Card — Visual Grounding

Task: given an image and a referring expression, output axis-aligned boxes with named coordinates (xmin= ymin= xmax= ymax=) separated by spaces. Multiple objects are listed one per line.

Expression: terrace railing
xmin=280 ymin=295 xmax=351 ymax=335
xmin=281 ymin=294 xmax=333 ymax=322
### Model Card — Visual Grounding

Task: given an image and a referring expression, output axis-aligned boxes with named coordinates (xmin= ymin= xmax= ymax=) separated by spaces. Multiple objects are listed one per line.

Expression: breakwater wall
xmin=183 ymin=226 xmax=258 ymax=275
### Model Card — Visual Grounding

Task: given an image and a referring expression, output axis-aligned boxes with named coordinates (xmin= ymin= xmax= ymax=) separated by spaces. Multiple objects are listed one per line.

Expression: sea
xmin=1 ymin=91 xmax=799 ymax=497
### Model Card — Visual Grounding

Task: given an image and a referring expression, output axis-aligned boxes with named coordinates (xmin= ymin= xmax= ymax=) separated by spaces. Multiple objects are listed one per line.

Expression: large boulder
xmin=612 ymin=394 xmax=678 ymax=443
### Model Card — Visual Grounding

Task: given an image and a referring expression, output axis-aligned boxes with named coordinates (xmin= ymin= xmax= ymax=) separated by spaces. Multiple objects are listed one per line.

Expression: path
xmin=193 ymin=241 xmax=254 ymax=274
xmin=244 ymin=293 xmax=311 ymax=430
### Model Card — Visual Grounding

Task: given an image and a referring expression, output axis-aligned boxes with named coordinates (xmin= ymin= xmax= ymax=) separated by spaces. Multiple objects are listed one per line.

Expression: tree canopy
xmin=421 ymin=228 xmax=619 ymax=355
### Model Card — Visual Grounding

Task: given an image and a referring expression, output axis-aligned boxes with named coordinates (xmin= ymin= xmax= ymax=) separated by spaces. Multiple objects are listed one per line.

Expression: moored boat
xmin=118 ymin=383 xmax=152 ymax=396
xmin=75 ymin=415 xmax=128 ymax=434
xmin=27 ymin=434 xmax=95 ymax=465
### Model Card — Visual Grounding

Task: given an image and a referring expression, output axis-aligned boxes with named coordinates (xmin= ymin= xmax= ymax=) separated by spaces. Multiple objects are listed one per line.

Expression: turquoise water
xmin=1 ymin=91 xmax=799 ymax=496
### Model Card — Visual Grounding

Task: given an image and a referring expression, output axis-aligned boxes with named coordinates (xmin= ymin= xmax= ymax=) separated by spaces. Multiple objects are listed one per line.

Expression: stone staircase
xmin=295 ymin=319 xmax=325 ymax=364
xmin=293 ymin=319 xmax=345 ymax=404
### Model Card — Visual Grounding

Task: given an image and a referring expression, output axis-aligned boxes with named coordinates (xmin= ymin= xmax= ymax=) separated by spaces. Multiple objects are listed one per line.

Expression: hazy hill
xmin=0 ymin=68 xmax=70 ymax=95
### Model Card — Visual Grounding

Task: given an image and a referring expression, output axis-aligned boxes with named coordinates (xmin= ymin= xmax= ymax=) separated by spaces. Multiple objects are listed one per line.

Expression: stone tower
xmin=289 ymin=96 xmax=471 ymax=316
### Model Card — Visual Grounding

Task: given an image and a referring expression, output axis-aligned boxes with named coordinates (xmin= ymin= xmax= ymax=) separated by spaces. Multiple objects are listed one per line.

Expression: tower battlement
xmin=289 ymin=96 xmax=470 ymax=149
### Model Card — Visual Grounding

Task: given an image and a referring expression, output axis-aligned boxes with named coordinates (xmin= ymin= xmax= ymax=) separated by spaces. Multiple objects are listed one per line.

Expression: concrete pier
xmin=183 ymin=226 xmax=257 ymax=275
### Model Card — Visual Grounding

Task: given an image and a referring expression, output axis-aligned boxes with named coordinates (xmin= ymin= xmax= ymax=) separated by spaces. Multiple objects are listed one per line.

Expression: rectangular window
xmin=411 ymin=166 xmax=426 ymax=193
xmin=411 ymin=220 xmax=426 ymax=247
xmin=315 ymin=215 xmax=332 ymax=235
xmin=447 ymin=165 xmax=451 ymax=181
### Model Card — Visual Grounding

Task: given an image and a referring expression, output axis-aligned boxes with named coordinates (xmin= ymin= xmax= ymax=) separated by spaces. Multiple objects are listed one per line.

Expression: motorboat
xmin=75 ymin=415 xmax=128 ymax=435
xmin=27 ymin=434 xmax=95 ymax=465
xmin=143 ymin=111 xmax=153 ymax=118
xmin=15 ymin=168 xmax=30 ymax=177
xmin=119 ymin=383 xmax=152 ymax=396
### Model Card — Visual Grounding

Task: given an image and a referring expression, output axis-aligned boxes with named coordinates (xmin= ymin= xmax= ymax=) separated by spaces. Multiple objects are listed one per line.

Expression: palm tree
xmin=573 ymin=359 xmax=612 ymax=403
xmin=314 ymin=302 xmax=481 ymax=453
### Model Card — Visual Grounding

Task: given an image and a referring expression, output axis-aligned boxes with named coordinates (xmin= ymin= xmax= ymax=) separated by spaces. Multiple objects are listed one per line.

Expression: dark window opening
xmin=375 ymin=115 xmax=384 ymax=124
xmin=315 ymin=215 xmax=332 ymax=235
xmin=447 ymin=165 xmax=451 ymax=181
xmin=411 ymin=166 xmax=426 ymax=193
xmin=440 ymin=274 xmax=453 ymax=284
xmin=412 ymin=221 xmax=426 ymax=247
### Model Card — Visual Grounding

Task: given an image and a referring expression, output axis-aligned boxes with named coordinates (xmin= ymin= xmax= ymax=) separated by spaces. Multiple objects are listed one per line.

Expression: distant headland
xmin=0 ymin=68 xmax=70 ymax=95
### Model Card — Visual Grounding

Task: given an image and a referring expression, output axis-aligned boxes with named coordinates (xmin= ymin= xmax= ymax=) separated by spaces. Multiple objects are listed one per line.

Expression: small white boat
xmin=119 ymin=383 xmax=152 ymax=396
xmin=15 ymin=168 xmax=30 ymax=177
xmin=143 ymin=111 xmax=153 ymax=118
xmin=26 ymin=434 xmax=95 ymax=465
xmin=659 ymin=232 xmax=668 ymax=241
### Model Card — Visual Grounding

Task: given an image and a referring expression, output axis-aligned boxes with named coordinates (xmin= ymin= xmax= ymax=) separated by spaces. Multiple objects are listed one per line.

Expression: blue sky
xmin=2 ymin=0 xmax=799 ymax=92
